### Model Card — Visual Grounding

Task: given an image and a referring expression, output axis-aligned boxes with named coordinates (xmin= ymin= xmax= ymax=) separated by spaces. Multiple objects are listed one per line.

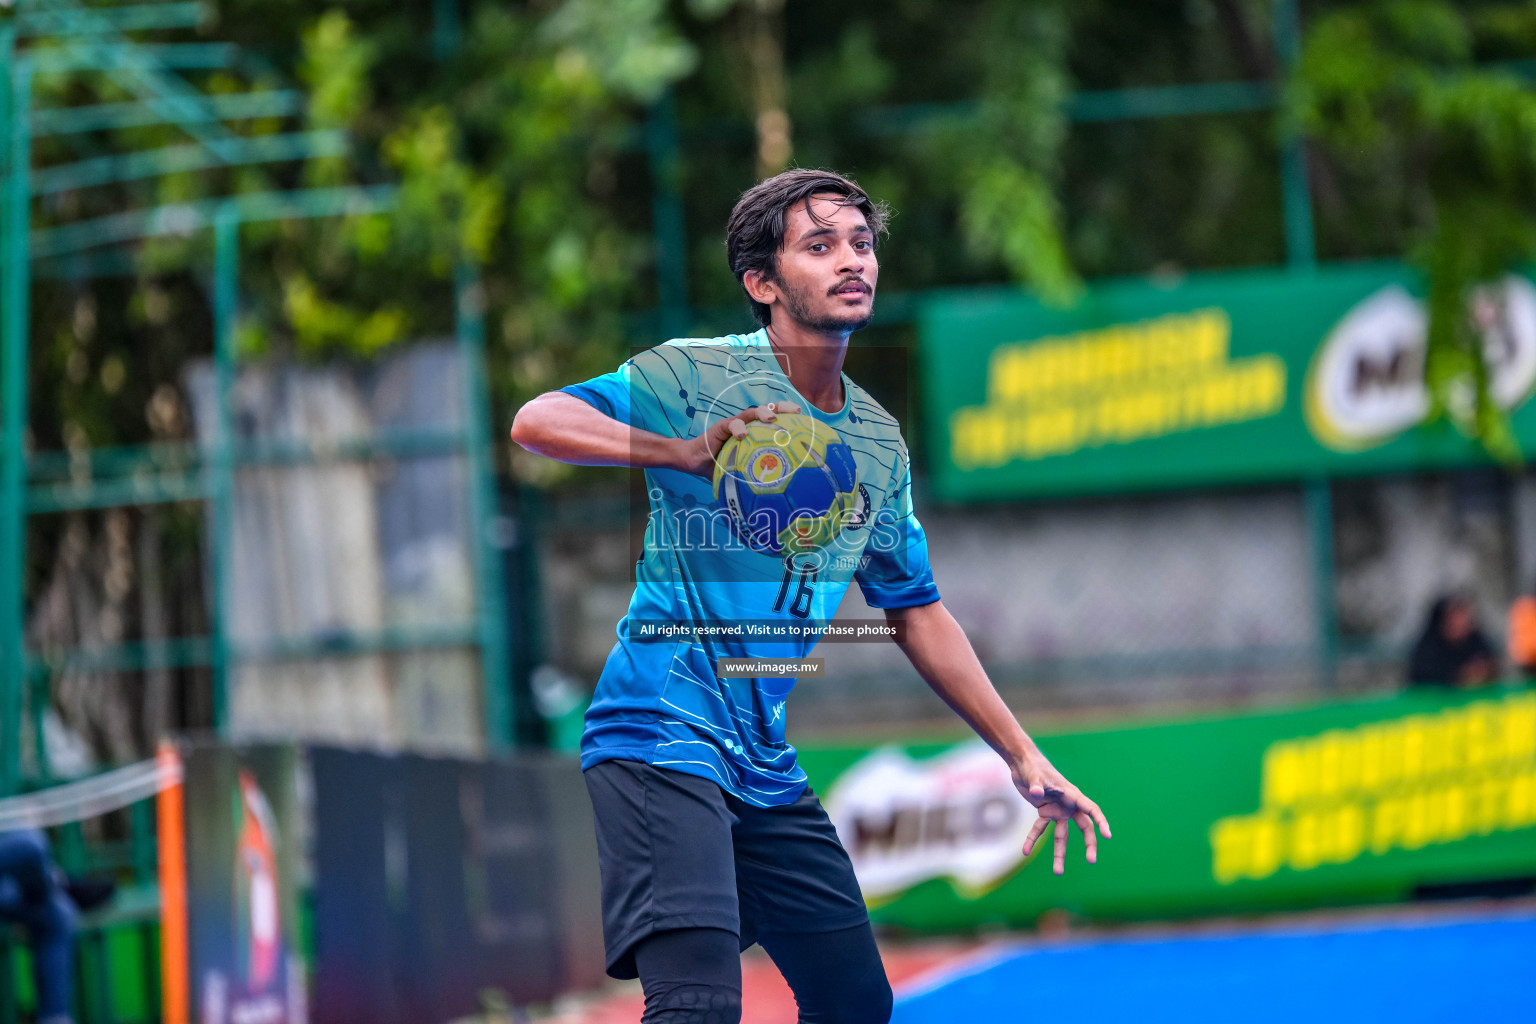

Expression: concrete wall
xmin=187 ymin=344 xmax=484 ymax=755
xmin=539 ymin=485 xmax=1320 ymax=728
xmin=535 ymin=469 xmax=1531 ymax=734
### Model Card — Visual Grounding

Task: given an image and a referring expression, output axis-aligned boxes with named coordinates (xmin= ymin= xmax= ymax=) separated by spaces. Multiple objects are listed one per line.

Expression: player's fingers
xmin=1073 ymin=810 xmax=1098 ymax=865
xmin=1053 ymin=814 xmax=1069 ymax=875
xmin=726 ymin=407 xmax=764 ymax=430
xmin=727 ymin=418 xmax=749 ymax=439
xmin=1078 ymin=796 xmax=1111 ymax=840
xmin=705 ymin=415 xmax=734 ymax=445
xmin=1022 ymin=816 xmax=1050 ymax=856
xmin=777 ymin=402 xmax=802 ymax=414
xmin=757 ymin=402 xmax=779 ymax=422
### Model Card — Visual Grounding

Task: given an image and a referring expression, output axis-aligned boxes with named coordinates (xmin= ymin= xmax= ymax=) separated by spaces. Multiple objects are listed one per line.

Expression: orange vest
xmin=1508 ymin=596 xmax=1536 ymax=670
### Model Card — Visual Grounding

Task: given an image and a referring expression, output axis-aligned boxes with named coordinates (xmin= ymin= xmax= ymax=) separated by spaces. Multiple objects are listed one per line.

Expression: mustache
xmin=829 ymin=276 xmax=871 ymax=296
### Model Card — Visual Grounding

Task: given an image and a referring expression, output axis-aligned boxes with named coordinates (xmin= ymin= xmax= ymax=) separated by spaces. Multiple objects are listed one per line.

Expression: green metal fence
xmin=0 ymin=2 xmax=510 ymax=1018
xmin=0 ymin=0 xmax=515 ymax=805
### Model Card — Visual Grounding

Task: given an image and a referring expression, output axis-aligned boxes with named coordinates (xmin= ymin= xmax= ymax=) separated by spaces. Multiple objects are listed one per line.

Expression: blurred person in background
xmin=1407 ymin=594 xmax=1497 ymax=688
xmin=0 ymin=830 xmax=114 ymax=1024
xmin=0 ymin=829 xmax=80 ymax=1024
xmin=1505 ymin=583 xmax=1536 ymax=680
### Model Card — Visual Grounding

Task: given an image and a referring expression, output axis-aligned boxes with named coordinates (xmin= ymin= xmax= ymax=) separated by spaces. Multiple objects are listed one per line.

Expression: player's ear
xmin=743 ymin=268 xmax=778 ymax=307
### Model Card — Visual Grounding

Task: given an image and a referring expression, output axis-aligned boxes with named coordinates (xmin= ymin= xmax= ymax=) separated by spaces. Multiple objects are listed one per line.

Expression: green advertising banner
xmin=918 ymin=264 xmax=1536 ymax=501
xmin=797 ymin=686 xmax=1536 ymax=931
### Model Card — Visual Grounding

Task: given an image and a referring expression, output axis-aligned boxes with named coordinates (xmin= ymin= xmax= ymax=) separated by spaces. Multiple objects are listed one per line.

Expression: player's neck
xmin=764 ymin=321 xmax=848 ymax=414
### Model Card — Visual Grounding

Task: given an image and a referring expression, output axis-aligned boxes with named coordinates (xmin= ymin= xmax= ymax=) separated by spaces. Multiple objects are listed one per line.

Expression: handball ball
xmin=712 ymin=413 xmax=859 ymax=558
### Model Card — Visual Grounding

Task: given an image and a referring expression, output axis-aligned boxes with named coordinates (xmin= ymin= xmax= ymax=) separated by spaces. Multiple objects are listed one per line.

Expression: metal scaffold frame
xmin=0 ymin=0 xmax=513 ymax=798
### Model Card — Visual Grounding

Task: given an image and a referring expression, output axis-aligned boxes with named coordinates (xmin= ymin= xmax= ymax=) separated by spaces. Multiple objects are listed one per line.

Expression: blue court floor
xmin=893 ymin=907 xmax=1536 ymax=1024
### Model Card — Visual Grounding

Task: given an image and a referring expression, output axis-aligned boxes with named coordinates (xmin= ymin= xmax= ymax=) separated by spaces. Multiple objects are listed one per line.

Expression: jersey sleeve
xmin=559 ymin=342 xmax=698 ymax=439
xmin=854 ymin=450 xmax=941 ymax=609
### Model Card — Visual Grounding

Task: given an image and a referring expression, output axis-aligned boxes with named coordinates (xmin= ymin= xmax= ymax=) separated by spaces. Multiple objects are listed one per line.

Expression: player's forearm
xmin=889 ymin=600 xmax=1038 ymax=766
xmin=511 ymin=392 xmax=684 ymax=469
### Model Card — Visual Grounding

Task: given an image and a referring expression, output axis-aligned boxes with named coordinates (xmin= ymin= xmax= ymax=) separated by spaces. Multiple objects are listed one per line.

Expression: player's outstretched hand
xmin=1012 ymin=752 xmax=1111 ymax=876
xmin=673 ymin=401 xmax=803 ymax=477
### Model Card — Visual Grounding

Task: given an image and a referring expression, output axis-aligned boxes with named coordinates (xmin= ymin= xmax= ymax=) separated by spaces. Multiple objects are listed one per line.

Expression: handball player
xmin=511 ymin=168 xmax=1110 ymax=1024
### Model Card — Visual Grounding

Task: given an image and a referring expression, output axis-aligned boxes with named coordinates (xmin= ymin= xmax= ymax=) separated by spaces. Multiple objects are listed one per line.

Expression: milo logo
xmin=824 ymin=743 xmax=1038 ymax=898
xmin=1305 ymin=276 xmax=1536 ymax=451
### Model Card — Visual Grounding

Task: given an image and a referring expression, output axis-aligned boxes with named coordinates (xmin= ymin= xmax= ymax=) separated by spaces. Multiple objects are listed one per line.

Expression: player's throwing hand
xmin=1013 ymin=753 xmax=1111 ymax=876
xmin=671 ymin=400 xmax=804 ymax=477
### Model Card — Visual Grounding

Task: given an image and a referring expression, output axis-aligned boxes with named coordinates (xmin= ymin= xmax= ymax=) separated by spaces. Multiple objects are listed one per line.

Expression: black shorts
xmin=583 ymin=758 xmax=871 ymax=980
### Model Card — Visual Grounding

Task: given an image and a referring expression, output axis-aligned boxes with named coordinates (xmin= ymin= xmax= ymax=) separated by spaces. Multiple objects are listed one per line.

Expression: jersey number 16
xmin=774 ymin=562 xmax=817 ymax=619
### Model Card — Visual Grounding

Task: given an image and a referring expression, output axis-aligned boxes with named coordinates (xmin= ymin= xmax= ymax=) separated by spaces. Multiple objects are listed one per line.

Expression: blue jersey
xmin=560 ymin=328 xmax=939 ymax=806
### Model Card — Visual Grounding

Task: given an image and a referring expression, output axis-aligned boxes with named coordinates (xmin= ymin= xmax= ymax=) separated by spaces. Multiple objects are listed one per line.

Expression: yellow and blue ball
xmin=712 ymin=413 xmax=859 ymax=558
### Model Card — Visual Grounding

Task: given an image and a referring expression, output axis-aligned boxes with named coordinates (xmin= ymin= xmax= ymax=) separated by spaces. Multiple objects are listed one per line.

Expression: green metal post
xmin=517 ymin=486 xmax=547 ymax=741
xmin=1273 ymin=0 xmax=1315 ymax=270
xmin=27 ymin=673 xmax=47 ymax=785
xmin=0 ymin=49 xmax=30 ymax=797
xmin=129 ymin=798 xmax=154 ymax=883
xmin=1276 ymin=0 xmax=1334 ymax=689
xmin=0 ymin=15 xmax=14 ymax=804
xmin=646 ymin=91 xmax=690 ymax=341
xmin=0 ymin=941 xmax=12 ymax=1024
xmin=208 ymin=203 xmax=238 ymax=733
xmin=432 ymin=0 xmax=461 ymax=63
xmin=1305 ymin=477 xmax=1339 ymax=690
xmin=431 ymin=16 xmax=511 ymax=752
xmin=456 ymin=261 xmax=513 ymax=751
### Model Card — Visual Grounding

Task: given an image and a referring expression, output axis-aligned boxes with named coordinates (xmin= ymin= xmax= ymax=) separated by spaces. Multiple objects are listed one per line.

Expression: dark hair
xmin=725 ymin=168 xmax=890 ymax=327
xmin=1420 ymin=593 xmax=1476 ymax=638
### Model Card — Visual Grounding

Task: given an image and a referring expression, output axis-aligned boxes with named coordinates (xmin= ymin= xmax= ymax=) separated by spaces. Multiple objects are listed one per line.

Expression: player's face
xmin=770 ymin=194 xmax=878 ymax=335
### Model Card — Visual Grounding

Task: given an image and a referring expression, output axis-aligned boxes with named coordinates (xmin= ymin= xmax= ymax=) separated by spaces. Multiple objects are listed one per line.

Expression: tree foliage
xmin=1293 ymin=0 xmax=1536 ymax=462
xmin=28 ymin=0 xmax=1536 ymax=477
xmin=948 ymin=2 xmax=1079 ymax=306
